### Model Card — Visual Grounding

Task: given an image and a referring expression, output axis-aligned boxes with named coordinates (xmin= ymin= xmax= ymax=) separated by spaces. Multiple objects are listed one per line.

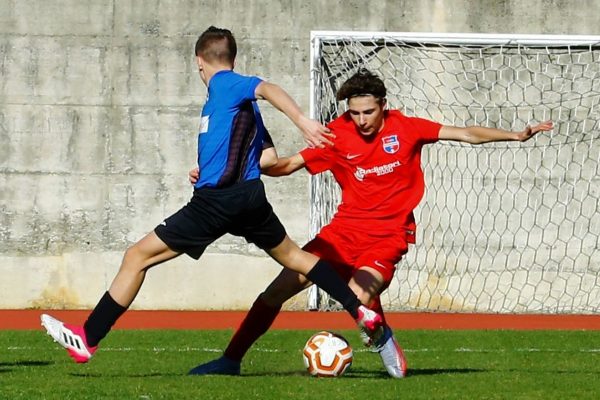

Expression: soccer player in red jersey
xmin=188 ymin=69 xmax=554 ymax=377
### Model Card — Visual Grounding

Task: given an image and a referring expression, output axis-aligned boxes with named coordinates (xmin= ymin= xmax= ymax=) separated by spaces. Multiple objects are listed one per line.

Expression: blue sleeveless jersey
xmin=195 ymin=70 xmax=267 ymax=188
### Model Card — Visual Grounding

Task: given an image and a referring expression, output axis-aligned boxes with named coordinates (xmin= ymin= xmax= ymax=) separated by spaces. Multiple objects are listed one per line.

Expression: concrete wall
xmin=1 ymin=0 xmax=599 ymax=310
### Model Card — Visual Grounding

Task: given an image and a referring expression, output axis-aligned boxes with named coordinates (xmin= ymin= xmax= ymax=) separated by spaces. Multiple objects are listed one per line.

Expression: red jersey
xmin=300 ymin=110 xmax=441 ymax=241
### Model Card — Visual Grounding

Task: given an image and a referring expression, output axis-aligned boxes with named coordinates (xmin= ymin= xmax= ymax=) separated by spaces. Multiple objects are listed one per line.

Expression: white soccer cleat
xmin=373 ymin=325 xmax=407 ymax=378
xmin=40 ymin=313 xmax=97 ymax=363
xmin=355 ymin=305 xmax=384 ymax=347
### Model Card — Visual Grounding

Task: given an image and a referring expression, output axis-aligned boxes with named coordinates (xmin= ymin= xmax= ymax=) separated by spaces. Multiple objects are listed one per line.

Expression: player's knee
xmin=121 ymin=245 xmax=147 ymax=273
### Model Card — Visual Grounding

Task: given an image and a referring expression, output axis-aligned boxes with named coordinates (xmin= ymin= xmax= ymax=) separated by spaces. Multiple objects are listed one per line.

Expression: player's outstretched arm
xmin=260 ymin=147 xmax=279 ymax=170
xmin=439 ymin=120 xmax=554 ymax=144
xmin=255 ymin=81 xmax=333 ymax=148
xmin=262 ymin=153 xmax=306 ymax=177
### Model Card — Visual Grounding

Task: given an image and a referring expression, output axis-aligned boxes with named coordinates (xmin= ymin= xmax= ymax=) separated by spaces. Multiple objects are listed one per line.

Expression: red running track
xmin=2 ymin=310 xmax=600 ymax=330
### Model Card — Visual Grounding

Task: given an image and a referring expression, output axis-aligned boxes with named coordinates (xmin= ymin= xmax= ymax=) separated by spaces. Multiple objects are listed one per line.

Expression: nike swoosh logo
xmin=346 ymin=153 xmax=361 ymax=160
xmin=374 ymin=260 xmax=385 ymax=268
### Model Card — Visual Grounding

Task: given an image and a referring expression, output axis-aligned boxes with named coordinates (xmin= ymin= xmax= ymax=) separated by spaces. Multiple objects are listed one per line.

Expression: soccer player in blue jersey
xmin=40 ymin=26 xmax=383 ymax=368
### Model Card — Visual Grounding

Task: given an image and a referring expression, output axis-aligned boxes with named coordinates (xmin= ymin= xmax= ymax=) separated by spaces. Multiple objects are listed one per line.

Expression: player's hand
xmin=518 ymin=120 xmax=554 ymax=142
xmin=189 ymin=167 xmax=199 ymax=185
xmin=299 ymin=116 xmax=335 ymax=148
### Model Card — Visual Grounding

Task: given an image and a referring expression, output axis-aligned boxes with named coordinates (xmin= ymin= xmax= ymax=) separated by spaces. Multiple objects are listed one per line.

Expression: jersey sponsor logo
xmin=354 ymin=160 xmax=401 ymax=181
xmin=346 ymin=153 xmax=362 ymax=160
xmin=199 ymin=115 xmax=210 ymax=134
xmin=382 ymin=134 xmax=400 ymax=154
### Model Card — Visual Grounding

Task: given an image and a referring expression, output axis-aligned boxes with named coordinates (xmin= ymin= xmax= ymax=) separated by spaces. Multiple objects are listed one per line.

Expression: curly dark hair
xmin=194 ymin=26 xmax=237 ymax=64
xmin=336 ymin=69 xmax=387 ymax=101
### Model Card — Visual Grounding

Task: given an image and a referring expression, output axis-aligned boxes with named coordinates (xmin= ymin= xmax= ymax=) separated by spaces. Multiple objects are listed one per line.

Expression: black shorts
xmin=154 ymin=179 xmax=287 ymax=259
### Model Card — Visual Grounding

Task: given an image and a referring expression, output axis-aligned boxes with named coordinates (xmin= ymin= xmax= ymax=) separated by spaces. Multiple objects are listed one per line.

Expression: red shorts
xmin=303 ymin=222 xmax=410 ymax=284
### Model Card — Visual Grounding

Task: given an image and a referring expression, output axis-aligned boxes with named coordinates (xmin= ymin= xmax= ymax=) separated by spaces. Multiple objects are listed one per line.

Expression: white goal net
xmin=308 ymin=32 xmax=600 ymax=314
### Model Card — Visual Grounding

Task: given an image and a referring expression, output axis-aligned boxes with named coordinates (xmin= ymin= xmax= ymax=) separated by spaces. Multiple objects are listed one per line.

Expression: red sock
xmin=224 ymin=296 xmax=281 ymax=362
xmin=369 ymin=296 xmax=387 ymax=326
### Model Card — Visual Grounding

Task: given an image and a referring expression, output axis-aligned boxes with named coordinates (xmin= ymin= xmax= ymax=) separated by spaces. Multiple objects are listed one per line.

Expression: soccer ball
xmin=302 ymin=331 xmax=353 ymax=377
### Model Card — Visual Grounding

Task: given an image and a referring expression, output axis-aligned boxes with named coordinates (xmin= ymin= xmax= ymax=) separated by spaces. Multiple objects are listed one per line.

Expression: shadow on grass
xmin=240 ymin=367 xmax=486 ymax=378
xmin=346 ymin=367 xmax=486 ymax=378
xmin=71 ymin=370 xmax=373 ymax=379
xmin=0 ymin=361 xmax=53 ymax=367
xmin=407 ymin=368 xmax=486 ymax=377
xmin=0 ymin=360 xmax=53 ymax=373
xmin=69 ymin=367 xmax=487 ymax=379
xmin=70 ymin=372 xmax=178 ymax=378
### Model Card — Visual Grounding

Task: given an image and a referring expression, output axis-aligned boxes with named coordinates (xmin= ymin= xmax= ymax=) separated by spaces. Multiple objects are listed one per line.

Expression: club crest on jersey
xmin=382 ymin=135 xmax=399 ymax=154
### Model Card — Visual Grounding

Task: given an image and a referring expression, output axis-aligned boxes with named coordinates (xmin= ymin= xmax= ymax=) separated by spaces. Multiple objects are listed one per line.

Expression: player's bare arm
xmin=262 ymin=153 xmax=306 ymax=177
xmin=254 ymin=81 xmax=334 ymax=148
xmin=439 ymin=120 xmax=554 ymax=144
xmin=259 ymin=146 xmax=278 ymax=170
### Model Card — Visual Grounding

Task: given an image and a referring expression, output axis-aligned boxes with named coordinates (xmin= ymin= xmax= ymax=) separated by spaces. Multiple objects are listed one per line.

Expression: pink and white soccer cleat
xmin=41 ymin=314 xmax=97 ymax=363
xmin=355 ymin=305 xmax=384 ymax=347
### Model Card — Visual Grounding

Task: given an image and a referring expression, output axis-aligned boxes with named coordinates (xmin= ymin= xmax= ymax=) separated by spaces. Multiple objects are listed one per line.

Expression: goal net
xmin=308 ymin=32 xmax=600 ymax=313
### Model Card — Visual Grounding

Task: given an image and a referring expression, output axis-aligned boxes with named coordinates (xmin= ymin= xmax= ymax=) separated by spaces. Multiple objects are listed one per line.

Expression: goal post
xmin=307 ymin=31 xmax=600 ymax=313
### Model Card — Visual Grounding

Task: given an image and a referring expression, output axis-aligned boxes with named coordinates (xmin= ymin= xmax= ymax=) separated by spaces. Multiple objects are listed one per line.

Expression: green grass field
xmin=2 ymin=329 xmax=600 ymax=399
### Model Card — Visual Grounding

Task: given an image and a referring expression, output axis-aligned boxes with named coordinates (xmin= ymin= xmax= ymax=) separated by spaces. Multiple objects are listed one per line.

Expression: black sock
xmin=83 ymin=291 xmax=127 ymax=347
xmin=305 ymin=260 xmax=361 ymax=319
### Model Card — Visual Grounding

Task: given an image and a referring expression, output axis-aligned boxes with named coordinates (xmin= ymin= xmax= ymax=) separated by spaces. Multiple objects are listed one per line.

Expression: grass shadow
xmin=0 ymin=361 xmax=53 ymax=367
xmin=71 ymin=367 xmax=488 ymax=379
xmin=0 ymin=360 xmax=53 ymax=373
xmin=407 ymin=367 xmax=487 ymax=376
xmin=346 ymin=367 xmax=486 ymax=378
xmin=70 ymin=372 xmax=182 ymax=378
xmin=242 ymin=367 xmax=486 ymax=378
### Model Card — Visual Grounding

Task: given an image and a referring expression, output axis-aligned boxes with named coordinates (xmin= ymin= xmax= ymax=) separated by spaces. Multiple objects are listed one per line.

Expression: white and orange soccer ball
xmin=302 ymin=331 xmax=353 ymax=377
